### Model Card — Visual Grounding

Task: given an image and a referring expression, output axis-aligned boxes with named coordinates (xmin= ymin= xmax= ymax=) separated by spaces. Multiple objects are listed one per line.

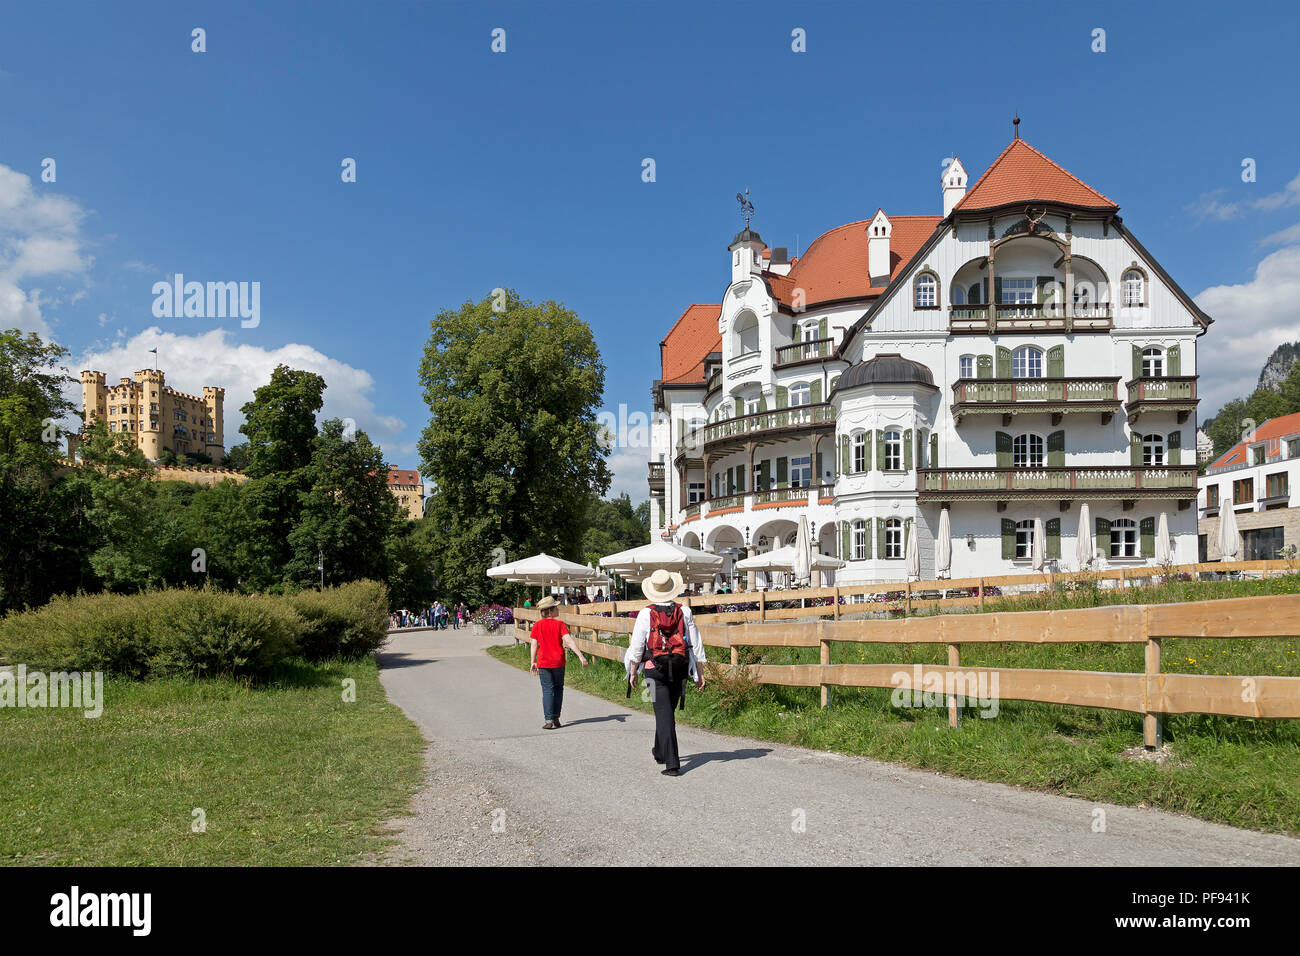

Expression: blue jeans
xmin=539 ymin=667 xmax=565 ymax=721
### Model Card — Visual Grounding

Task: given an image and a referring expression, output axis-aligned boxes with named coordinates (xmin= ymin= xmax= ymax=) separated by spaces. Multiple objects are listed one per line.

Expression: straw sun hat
xmin=535 ymin=595 xmax=559 ymax=610
xmin=641 ymin=568 xmax=685 ymax=603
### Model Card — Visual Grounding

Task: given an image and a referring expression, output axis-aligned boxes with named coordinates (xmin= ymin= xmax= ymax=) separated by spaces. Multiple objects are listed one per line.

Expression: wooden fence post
xmin=905 ymin=581 xmax=912 ymax=617
xmin=1143 ymin=608 xmax=1163 ymax=749
xmin=820 ymin=620 xmax=831 ymax=710
xmin=947 ymin=643 xmax=961 ymax=729
xmin=759 ymin=589 xmax=766 ymax=624
xmin=978 ymin=578 xmax=985 ymax=611
xmin=833 ymin=586 xmax=841 ymax=621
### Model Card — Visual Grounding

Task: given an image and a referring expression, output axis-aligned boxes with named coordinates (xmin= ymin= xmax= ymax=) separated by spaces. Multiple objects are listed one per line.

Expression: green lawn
xmin=490 ymin=575 xmax=1300 ymax=835
xmin=0 ymin=657 xmax=425 ymax=865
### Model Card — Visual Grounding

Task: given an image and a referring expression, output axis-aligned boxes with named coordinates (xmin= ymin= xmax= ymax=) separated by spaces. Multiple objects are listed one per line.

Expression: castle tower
xmin=203 ymin=386 xmax=226 ymax=464
xmin=79 ymin=370 xmax=107 ymax=430
xmin=135 ymin=369 xmax=166 ymax=460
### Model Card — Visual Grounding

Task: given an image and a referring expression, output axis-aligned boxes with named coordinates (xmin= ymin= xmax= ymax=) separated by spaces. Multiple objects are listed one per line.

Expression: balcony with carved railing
xmin=647 ymin=461 xmax=665 ymax=495
xmin=1125 ymin=376 xmax=1198 ymax=424
xmin=705 ymin=368 xmax=721 ymax=396
xmin=949 ymin=302 xmax=1113 ymax=335
xmin=683 ymin=502 xmax=701 ymax=521
xmin=917 ymin=465 xmax=1198 ymax=500
xmin=951 ymin=377 xmax=1122 ymax=424
xmin=708 ymin=493 xmax=746 ymax=512
xmin=754 ymin=485 xmax=814 ymax=506
xmin=676 ymin=403 xmax=835 ymax=458
xmin=775 ymin=338 xmax=834 ymax=367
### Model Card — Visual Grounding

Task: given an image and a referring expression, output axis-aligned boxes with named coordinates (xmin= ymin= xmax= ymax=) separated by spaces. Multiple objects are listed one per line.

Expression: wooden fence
xmin=513 ymin=590 xmax=1300 ymax=749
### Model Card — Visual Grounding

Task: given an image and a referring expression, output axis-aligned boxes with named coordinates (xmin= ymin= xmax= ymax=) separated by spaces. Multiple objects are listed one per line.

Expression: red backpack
xmin=644 ymin=604 xmax=689 ymax=699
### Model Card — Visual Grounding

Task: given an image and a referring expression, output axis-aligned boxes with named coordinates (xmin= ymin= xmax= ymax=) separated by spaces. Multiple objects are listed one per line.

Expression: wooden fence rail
xmin=513 ymin=593 xmax=1300 ymax=748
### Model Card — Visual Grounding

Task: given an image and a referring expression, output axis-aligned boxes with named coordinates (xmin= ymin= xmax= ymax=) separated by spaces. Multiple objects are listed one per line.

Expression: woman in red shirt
xmin=529 ymin=596 xmax=588 ymax=729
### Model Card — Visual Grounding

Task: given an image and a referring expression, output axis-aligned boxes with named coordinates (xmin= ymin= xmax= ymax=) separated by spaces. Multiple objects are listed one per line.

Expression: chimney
xmin=942 ymin=158 xmax=968 ymax=217
xmin=767 ymin=246 xmax=792 ymax=276
xmin=867 ymin=209 xmax=891 ymax=285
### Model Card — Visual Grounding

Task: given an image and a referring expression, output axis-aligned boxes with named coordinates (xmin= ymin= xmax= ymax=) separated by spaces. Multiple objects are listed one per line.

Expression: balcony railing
xmin=1125 ymin=376 xmax=1198 ymax=423
xmin=683 ymin=502 xmax=701 ymax=520
xmin=648 ymin=461 xmax=665 ymax=494
xmin=708 ymin=493 xmax=745 ymax=511
xmin=775 ymin=338 xmax=834 ymax=365
xmin=678 ymin=403 xmax=835 ymax=455
xmin=917 ymin=465 xmax=1198 ymax=497
xmin=755 ymin=485 xmax=813 ymax=505
xmin=948 ymin=302 xmax=1113 ymax=333
xmin=952 ymin=377 xmax=1120 ymax=417
xmin=706 ymin=368 xmax=721 ymax=394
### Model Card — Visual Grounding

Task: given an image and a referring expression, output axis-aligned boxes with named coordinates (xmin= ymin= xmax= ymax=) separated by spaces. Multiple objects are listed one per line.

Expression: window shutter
xmin=757 ymin=460 xmax=769 ymax=490
xmin=916 ymin=428 xmax=926 ymax=468
xmin=993 ymin=276 xmax=1003 ymax=303
xmin=995 ymin=346 xmax=1012 ymax=378
xmin=816 ymin=452 xmax=824 ymax=485
xmin=981 ymin=277 xmax=988 ymax=304
xmin=818 ymin=317 xmax=828 ymax=341
xmin=840 ymin=435 xmax=850 ymax=475
xmin=1130 ymin=432 xmax=1143 ymax=468
xmin=775 ymin=386 xmax=788 ymax=408
xmin=995 ymin=431 xmax=1012 ymax=468
xmin=1035 ymin=275 xmax=1055 ymax=305
xmin=1095 ymin=517 xmax=1111 ymax=556
xmin=1001 ymin=518 xmax=1016 ymax=559
xmin=777 ymin=457 xmax=788 ymax=485
xmin=810 ymin=379 xmax=822 ymax=404
xmin=1132 ymin=345 xmax=1142 ymax=381
xmin=1046 ymin=518 xmax=1061 ymax=559
xmin=1167 ymin=344 xmax=1181 ymax=376
xmin=1047 ymin=430 xmax=1065 ymax=468
xmin=840 ymin=521 xmax=850 ymax=560
xmin=875 ymin=429 xmax=886 ymax=471
xmin=734 ymin=397 xmax=743 ymax=418
xmin=736 ymin=464 xmax=745 ymax=494
xmin=903 ymin=428 xmax=913 ymax=470
xmin=1046 ymin=345 xmax=1064 ymax=378
xmin=930 ymin=432 xmax=939 ymax=468
xmin=864 ymin=431 xmax=873 ymax=472
xmin=977 ymin=354 xmax=993 ymax=379
xmin=1168 ymin=429 xmax=1181 ymax=466
xmin=1140 ymin=517 xmax=1156 ymax=557
xmin=876 ymin=518 xmax=886 ymax=560
xmin=758 ymin=393 xmax=768 ymax=412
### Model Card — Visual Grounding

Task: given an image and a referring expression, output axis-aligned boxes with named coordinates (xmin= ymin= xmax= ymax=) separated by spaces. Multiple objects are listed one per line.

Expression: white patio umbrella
xmin=599 ymin=539 xmax=724 ymax=583
xmin=1217 ymin=503 xmax=1240 ymax=562
xmin=1075 ymin=503 xmax=1093 ymax=569
xmin=935 ymin=507 xmax=952 ymax=579
xmin=793 ymin=515 xmax=812 ymax=587
xmin=1031 ymin=517 xmax=1045 ymax=572
xmin=1155 ymin=512 xmax=1172 ymax=564
xmin=905 ymin=523 xmax=920 ymax=580
xmin=734 ymin=546 xmax=846 ymax=573
xmin=485 ymin=552 xmax=607 ymax=587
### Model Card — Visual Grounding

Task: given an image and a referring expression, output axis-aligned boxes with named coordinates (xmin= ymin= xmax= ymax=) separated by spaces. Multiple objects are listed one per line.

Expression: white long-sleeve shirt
xmin=625 ymin=603 xmax=707 ymax=680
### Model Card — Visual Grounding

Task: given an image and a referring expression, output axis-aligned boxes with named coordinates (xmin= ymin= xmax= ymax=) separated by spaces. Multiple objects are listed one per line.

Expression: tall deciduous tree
xmin=239 ymin=365 xmax=326 ymax=478
xmin=417 ymin=290 xmax=611 ymax=603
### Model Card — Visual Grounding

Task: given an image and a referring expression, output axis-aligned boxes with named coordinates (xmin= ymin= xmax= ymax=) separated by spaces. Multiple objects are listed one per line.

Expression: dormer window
xmin=914 ymin=273 xmax=938 ymax=308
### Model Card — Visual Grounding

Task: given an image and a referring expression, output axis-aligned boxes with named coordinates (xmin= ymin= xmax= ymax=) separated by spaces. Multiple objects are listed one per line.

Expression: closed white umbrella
xmin=1217 ymin=501 xmax=1240 ymax=561
xmin=1076 ymin=503 xmax=1093 ymax=569
xmin=935 ymin=508 xmax=952 ymax=579
xmin=793 ymin=515 xmax=812 ymax=587
xmin=1031 ymin=517 xmax=1045 ymax=572
xmin=1155 ymin=512 xmax=1172 ymax=564
xmin=905 ymin=522 xmax=920 ymax=580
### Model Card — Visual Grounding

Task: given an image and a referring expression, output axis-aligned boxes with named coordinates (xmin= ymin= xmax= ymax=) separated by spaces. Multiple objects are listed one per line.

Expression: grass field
xmin=490 ymin=575 xmax=1300 ymax=835
xmin=0 ymin=657 xmax=425 ymax=865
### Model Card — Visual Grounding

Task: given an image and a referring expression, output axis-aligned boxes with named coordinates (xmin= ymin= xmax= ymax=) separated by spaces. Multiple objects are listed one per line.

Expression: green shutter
xmin=1001 ymin=518 xmax=1016 ymax=559
xmin=840 ymin=435 xmax=850 ymax=475
xmin=816 ymin=452 xmax=824 ymax=484
xmin=916 ymin=429 xmax=926 ymax=468
xmin=1047 ymin=430 xmax=1065 ymax=468
xmin=1168 ymin=429 xmax=1181 ymax=466
xmin=981 ymin=277 xmax=988 ymax=304
xmin=996 ymin=346 xmax=1012 ymax=378
xmin=1130 ymin=432 xmax=1143 ymax=468
xmin=995 ymin=431 xmax=1012 ymax=468
xmin=1035 ymin=275 xmax=1055 ymax=305
xmin=863 ymin=519 xmax=872 ymax=559
xmin=876 ymin=519 xmax=886 ymax=560
xmin=840 ymin=521 xmax=850 ymax=560
xmin=1046 ymin=518 xmax=1061 ymax=559
xmin=1046 ymin=345 xmax=1064 ymax=378
xmin=758 ymin=394 xmax=768 ymax=412
xmin=993 ymin=276 xmax=1003 ymax=303
xmin=757 ymin=460 xmax=769 ymax=490
xmin=1132 ymin=345 xmax=1142 ymax=381
xmin=775 ymin=386 xmax=788 ymax=408
xmin=818 ymin=317 xmax=828 ymax=342
xmin=734 ymin=397 xmax=743 ymax=418
xmin=810 ymin=379 xmax=822 ymax=404
xmin=1095 ymin=517 xmax=1111 ymax=557
xmin=1140 ymin=517 xmax=1156 ymax=558
xmin=875 ymin=430 xmax=886 ymax=471
xmin=736 ymin=464 xmax=745 ymax=494
xmin=977 ymin=354 xmax=993 ymax=379
xmin=776 ymin=457 xmax=788 ymax=485
xmin=1167 ymin=344 xmax=1181 ymax=376
xmin=903 ymin=428 xmax=913 ymax=471
xmin=930 ymin=432 xmax=939 ymax=469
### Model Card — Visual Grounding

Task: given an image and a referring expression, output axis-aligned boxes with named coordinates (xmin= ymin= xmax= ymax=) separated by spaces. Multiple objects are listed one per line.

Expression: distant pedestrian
xmin=529 ymin=595 xmax=587 ymax=729
xmin=626 ymin=569 xmax=706 ymax=776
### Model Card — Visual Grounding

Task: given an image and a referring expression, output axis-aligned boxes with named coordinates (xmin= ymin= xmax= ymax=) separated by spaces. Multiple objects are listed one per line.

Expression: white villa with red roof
xmin=649 ymin=133 xmax=1212 ymax=585
xmin=1197 ymin=411 xmax=1300 ymax=562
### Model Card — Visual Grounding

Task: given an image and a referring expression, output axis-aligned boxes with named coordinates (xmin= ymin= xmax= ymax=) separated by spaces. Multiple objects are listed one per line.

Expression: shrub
xmin=288 ymin=580 xmax=390 ymax=659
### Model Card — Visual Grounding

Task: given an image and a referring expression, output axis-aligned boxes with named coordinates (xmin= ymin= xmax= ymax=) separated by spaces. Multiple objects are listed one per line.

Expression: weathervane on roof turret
xmin=736 ymin=188 xmax=754 ymax=229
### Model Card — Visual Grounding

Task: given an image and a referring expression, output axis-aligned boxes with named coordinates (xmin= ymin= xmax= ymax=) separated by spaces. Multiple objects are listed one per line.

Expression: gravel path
xmin=373 ymin=627 xmax=1299 ymax=866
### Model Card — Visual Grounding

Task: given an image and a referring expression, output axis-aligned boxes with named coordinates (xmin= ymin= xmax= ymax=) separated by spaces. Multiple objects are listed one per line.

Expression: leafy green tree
xmin=1207 ymin=398 xmax=1249 ymax=461
xmin=581 ymin=493 xmax=649 ymax=568
xmin=223 ymin=442 xmax=252 ymax=472
xmin=417 ymin=291 xmax=611 ymax=604
xmin=239 ymin=365 xmax=325 ymax=478
xmin=385 ymin=516 xmax=441 ymax=609
xmin=182 ymin=478 xmax=255 ymax=590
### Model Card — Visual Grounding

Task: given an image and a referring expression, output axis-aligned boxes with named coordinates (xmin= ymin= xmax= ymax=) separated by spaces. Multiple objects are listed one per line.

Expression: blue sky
xmin=2 ymin=0 xmax=1298 ymax=499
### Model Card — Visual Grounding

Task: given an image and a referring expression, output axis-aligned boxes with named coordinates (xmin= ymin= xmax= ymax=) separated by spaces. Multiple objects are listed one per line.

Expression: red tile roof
xmin=770 ymin=215 xmax=942 ymax=309
xmin=1207 ymin=412 xmax=1300 ymax=471
xmin=954 ymin=139 xmax=1117 ymax=213
xmin=388 ymin=469 xmax=421 ymax=486
xmin=661 ymin=304 xmax=721 ymax=385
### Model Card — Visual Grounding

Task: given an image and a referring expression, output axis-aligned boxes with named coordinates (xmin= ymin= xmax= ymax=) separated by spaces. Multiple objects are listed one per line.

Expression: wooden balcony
xmin=1125 ymin=376 xmax=1198 ymax=424
xmin=754 ymin=485 xmax=813 ymax=506
xmin=775 ymin=338 xmax=834 ymax=367
xmin=949 ymin=302 xmax=1113 ymax=335
xmin=647 ymin=461 xmax=665 ymax=495
xmin=917 ymin=465 xmax=1198 ymax=502
xmin=677 ymin=403 xmax=835 ymax=459
xmin=705 ymin=368 xmax=721 ymax=396
xmin=951 ymin=377 xmax=1122 ymax=425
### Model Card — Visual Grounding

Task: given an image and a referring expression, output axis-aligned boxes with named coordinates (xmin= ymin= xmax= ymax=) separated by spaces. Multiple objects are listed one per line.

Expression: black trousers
xmin=650 ymin=676 xmax=687 ymax=770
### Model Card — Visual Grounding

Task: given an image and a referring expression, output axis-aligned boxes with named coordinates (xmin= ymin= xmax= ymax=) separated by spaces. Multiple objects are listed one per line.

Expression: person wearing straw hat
xmin=626 ymin=569 xmax=707 ymax=776
xmin=529 ymin=595 xmax=588 ymax=730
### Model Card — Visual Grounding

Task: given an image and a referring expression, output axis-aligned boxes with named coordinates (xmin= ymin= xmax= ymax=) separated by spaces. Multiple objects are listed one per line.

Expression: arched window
xmin=789 ymin=383 xmax=811 ymax=406
xmin=1015 ymin=519 xmax=1035 ymax=559
xmin=1143 ymin=433 xmax=1165 ymax=466
xmin=951 ymin=284 xmax=966 ymax=306
xmin=852 ymin=431 xmax=867 ymax=473
xmin=1142 ymin=347 xmax=1164 ymax=378
xmin=1123 ymin=270 xmax=1145 ymax=307
xmin=959 ymin=354 xmax=975 ymax=379
xmin=967 ymin=282 xmax=983 ymax=305
xmin=1013 ymin=434 xmax=1045 ymax=468
xmin=883 ymin=431 xmax=902 ymax=470
xmin=1012 ymin=346 xmax=1044 ymax=379
xmin=914 ymin=273 xmax=937 ymax=308
xmin=1110 ymin=518 xmax=1138 ymax=558
xmin=734 ymin=310 xmax=759 ymax=355
xmin=884 ymin=518 xmax=903 ymax=559
xmin=851 ymin=520 xmax=867 ymax=560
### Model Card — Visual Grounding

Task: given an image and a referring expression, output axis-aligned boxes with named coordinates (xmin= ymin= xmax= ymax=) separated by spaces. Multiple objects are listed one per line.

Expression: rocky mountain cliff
xmin=1258 ymin=341 xmax=1300 ymax=391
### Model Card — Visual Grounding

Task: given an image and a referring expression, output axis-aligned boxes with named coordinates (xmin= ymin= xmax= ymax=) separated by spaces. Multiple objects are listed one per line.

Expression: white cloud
xmin=1260 ymin=222 xmax=1300 ymax=247
xmin=1186 ymin=171 xmax=1300 ymax=224
xmin=68 ymin=326 xmax=407 ymax=455
xmin=0 ymin=163 xmax=92 ymax=337
xmin=1194 ymin=244 xmax=1300 ymax=415
xmin=605 ymin=447 xmax=651 ymax=504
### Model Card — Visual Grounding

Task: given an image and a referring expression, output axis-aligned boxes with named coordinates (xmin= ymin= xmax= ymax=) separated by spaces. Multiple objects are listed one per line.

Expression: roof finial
xmin=1013 ymin=113 xmax=1021 ymax=140
xmin=736 ymin=187 xmax=754 ymax=229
